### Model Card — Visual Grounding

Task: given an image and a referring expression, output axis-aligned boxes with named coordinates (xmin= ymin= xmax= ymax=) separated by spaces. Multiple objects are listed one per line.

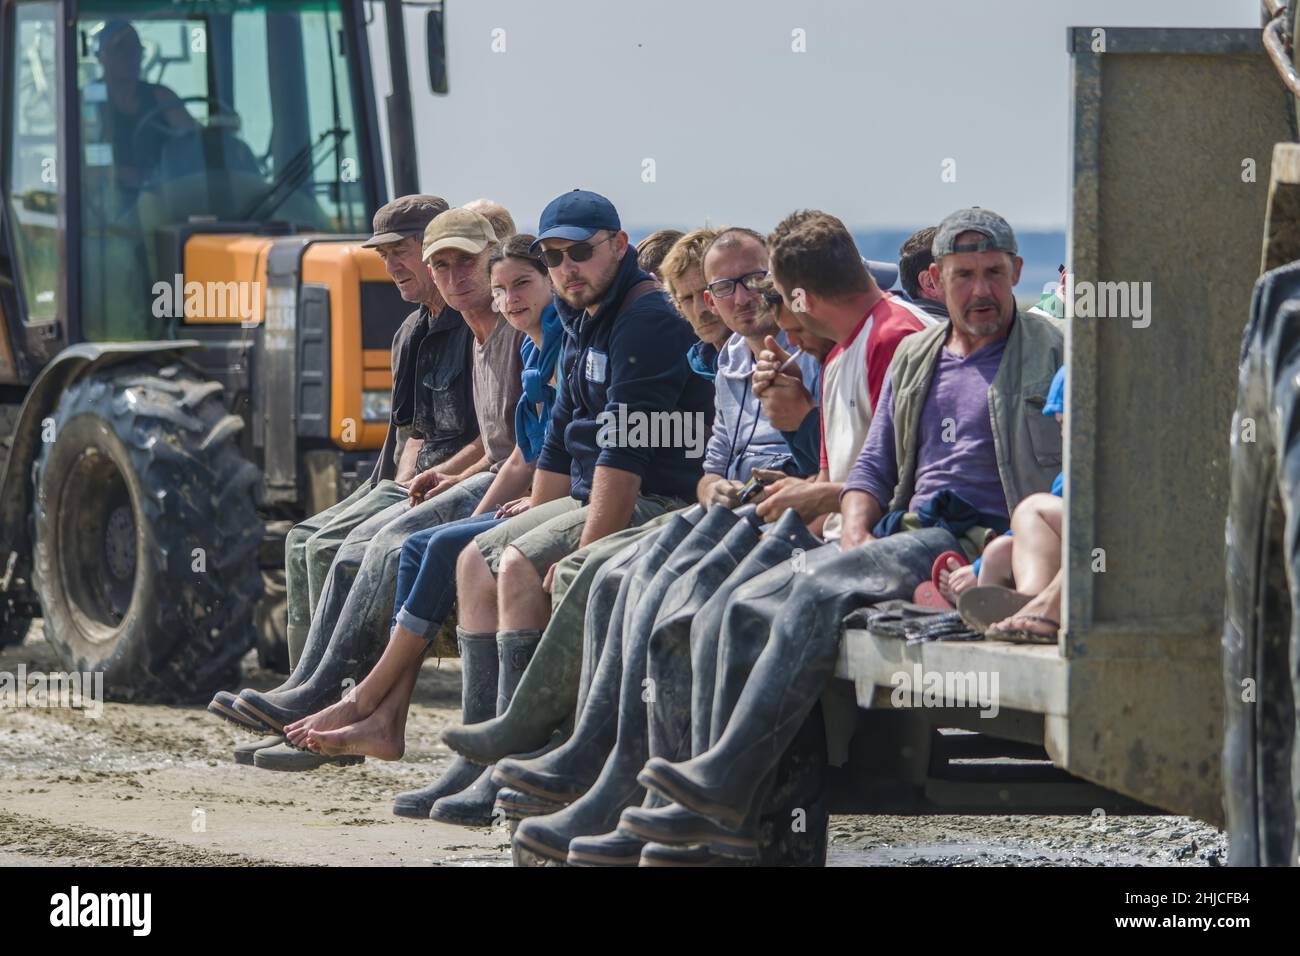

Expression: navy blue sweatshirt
xmin=537 ymin=250 xmax=715 ymax=502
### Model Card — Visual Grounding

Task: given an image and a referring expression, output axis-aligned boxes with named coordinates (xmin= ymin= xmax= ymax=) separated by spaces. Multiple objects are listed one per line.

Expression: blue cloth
xmin=394 ymin=514 xmax=504 ymax=635
xmin=1043 ymin=365 xmax=1066 ymax=417
xmin=781 ymin=408 xmax=822 ymax=478
xmin=872 ymin=488 xmax=1010 ymax=541
xmin=536 ymin=250 xmax=715 ymax=502
xmin=687 ymin=340 xmax=718 ymax=381
xmin=514 ymin=305 xmax=564 ymax=463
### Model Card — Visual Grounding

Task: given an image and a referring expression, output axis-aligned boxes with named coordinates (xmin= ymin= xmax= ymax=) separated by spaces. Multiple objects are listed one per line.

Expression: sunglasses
xmin=540 ymin=234 xmax=615 ymax=268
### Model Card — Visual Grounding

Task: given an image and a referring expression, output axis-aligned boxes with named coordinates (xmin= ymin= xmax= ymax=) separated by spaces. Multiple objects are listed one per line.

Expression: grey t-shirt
xmin=472 ymin=315 xmax=525 ymax=468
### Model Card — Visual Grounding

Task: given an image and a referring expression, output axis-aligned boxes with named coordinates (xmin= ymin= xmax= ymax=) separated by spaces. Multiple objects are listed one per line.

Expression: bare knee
xmin=498 ymin=546 xmax=541 ymax=593
xmin=456 ymin=542 xmax=492 ymax=593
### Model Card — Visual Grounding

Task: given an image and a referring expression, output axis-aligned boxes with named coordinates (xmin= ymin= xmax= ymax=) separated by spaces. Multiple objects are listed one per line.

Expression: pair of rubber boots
xmin=391 ymin=627 xmax=540 ymax=824
xmin=497 ymin=504 xmax=805 ymax=865
xmin=629 ymin=525 xmax=958 ymax=864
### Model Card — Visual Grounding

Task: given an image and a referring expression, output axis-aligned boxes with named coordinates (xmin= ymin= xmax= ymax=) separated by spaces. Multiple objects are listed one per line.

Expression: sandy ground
xmin=0 ymin=626 xmax=1227 ymax=867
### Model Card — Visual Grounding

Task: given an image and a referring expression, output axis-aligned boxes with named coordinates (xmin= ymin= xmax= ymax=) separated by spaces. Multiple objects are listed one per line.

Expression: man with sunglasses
xmin=697 ymin=228 xmax=822 ymax=509
xmin=453 ymin=189 xmax=713 ymax=708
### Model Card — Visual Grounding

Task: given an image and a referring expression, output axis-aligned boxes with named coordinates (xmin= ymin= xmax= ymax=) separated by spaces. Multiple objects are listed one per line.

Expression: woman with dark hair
xmin=282 ymin=235 xmax=565 ymax=822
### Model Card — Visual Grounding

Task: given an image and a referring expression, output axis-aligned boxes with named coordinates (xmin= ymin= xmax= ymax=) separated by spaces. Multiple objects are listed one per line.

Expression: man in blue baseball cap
xmin=451 ymin=188 xmax=714 ymax=740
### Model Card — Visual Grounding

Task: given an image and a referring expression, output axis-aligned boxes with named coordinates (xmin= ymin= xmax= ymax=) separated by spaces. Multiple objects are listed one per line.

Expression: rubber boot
xmin=441 ymin=529 xmax=661 ymax=765
xmin=494 ymin=786 xmax=565 ymax=823
xmin=234 ymin=734 xmax=284 ymax=765
xmin=392 ymin=630 xmax=498 ymax=818
xmin=514 ymin=505 xmax=742 ymax=864
xmin=618 ymin=510 xmax=827 ymax=855
xmin=491 ymin=507 xmax=704 ymax=803
xmin=640 ymin=527 xmax=956 ymax=829
xmin=429 ymin=630 xmax=540 ymax=826
xmin=208 ymin=690 xmax=265 ymax=732
xmin=567 ymin=512 xmax=761 ymax=865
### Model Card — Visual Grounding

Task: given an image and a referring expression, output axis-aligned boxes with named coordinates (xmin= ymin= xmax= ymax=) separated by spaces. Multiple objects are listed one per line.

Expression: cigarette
xmin=777 ymin=347 xmax=804 ymax=374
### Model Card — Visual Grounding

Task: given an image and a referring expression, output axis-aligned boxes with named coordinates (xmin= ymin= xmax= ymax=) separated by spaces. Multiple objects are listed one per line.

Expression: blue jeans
xmin=393 ymin=512 xmax=505 ymax=637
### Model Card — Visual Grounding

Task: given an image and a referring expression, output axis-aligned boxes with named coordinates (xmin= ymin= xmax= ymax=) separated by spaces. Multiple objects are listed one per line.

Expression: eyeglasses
xmin=707 ymin=270 xmax=769 ymax=299
xmin=540 ymin=234 xmax=615 ymax=268
xmin=762 ymin=291 xmax=784 ymax=309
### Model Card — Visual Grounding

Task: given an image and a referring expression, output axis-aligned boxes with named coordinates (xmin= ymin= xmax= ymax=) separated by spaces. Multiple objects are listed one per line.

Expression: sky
xmin=380 ymin=0 xmax=1261 ymax=235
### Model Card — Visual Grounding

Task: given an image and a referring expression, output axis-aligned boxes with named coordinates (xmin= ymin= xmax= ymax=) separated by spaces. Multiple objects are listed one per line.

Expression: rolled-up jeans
xmin=393 ymin=512 xmax=505 ymax=638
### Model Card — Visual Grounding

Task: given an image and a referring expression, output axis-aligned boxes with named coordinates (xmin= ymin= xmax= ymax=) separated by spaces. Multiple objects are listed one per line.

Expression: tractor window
xmin=74 ymin=0 xmax=371 ymax=341
xmin=4 ymin=2 xmax=60 ymax=324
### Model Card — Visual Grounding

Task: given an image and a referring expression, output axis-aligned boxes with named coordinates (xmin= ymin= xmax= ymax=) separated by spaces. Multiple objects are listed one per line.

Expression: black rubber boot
xmin=513 ymin=506 xmax=742 ymax=864
xmin=694 ymin=508 xmax=823 ymax=756
xmin=392 ymin=629 xmax=498 ymax=819
xmin=566 ymin=512 xmax=762 ymax=864
xmin=233 ymin=734 xmax=284 ymax=765
xmin=429 ymin=630 xmax=540 ymax=826
xmin=492 ymin=507 xmax=704 ymax=803
xmin=208 ymin=690 xmax=265 ymax=732
xmin=640 ymin=527 xmax=956 ymax=829
xmin=441 ymin=534 xmax=650 ymax=765
xmin=254 ymin=742 xmax=364 ymax=771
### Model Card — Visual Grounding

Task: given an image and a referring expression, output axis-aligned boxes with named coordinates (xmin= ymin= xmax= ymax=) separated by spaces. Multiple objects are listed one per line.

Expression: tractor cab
xmin=6 ymin=0 xmax=384 ymax=348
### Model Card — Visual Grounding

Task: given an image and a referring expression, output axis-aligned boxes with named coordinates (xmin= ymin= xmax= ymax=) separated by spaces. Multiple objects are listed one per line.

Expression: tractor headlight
xmin=362 ymin=390 xmax=391 ymax=423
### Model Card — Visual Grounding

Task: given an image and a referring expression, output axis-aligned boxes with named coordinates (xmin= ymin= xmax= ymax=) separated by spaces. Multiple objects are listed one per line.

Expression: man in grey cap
xmin=617 ymin=208 xmax=1065 ymax=863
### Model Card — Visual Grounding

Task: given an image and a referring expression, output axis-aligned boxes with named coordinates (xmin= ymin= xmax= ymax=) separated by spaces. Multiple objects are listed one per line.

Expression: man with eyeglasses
xmin=697 ymin=228 xmax=822 ymax=509
xmin=453 ymin=189 xmax=713 ymax=707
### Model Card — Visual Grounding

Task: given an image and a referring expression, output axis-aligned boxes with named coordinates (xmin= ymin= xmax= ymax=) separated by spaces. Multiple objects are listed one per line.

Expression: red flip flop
xmin=931 ymin=550 xmax=968 ymax=592
xmin=912 ymin=580 xmax=951 ymax=609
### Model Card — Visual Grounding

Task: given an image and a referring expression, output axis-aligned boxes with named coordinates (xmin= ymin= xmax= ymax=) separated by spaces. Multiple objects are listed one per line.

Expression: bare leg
xmin=457 ymin=543 xmax=499 ymax=633
xmin=976 ymin=535 xmax=1015 ymax=588
xmin=497 ymin=546 xmax=551 ymax=631
xmin=1008 ymin=494 xmax=1063 ymax=595
xmin=305 ymin=662 xmax=422 ymax=760
xmin=284 ymin=623 xmax=429 ymax=745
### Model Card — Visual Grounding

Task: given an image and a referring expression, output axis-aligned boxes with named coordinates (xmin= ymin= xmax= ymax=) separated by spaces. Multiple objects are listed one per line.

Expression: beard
xmin=557 ymin=253 xmax=622 ymax=310
xmin=959 ymin=296 xmax=1012 ymax=337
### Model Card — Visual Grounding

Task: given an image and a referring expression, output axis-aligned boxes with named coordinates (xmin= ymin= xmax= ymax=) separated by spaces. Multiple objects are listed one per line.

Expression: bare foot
xmin=988 ymin=574 xmax=1062 ymax=641
xmin=283 ymin=695 xmax=365 ymax=747
xmin=305 ymin=709 xmax=405 ymax=761
xmin=938 ymin=560 xmax=976 ymax=602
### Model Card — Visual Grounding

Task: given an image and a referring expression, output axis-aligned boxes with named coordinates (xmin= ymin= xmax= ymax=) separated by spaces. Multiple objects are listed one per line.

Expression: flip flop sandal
xmin=956 ymin=585 xmax=1033 ymax=633
xmin=912 ymin=580 xmax=952 ymax=609
xmin=988 ymin=615 xmax=1059 ymax=645
xmin=930 ymin=550 xmax=969 ymax=593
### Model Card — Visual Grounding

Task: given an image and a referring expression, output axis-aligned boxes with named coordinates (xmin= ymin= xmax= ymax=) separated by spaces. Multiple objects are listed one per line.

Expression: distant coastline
xmin=628 ymin=227 xmax=1068 ymax=300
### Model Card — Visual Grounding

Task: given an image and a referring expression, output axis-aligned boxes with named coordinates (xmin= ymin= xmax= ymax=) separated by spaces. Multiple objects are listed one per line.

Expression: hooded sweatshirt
xmin=703 ymin=331 xmax=822 ymax=482
xmin=537 ymin=250 xmax=716 ymax=502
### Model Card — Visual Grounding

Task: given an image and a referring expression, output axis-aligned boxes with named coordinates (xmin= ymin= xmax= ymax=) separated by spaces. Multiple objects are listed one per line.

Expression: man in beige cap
xmin=228 ymin=206 xmax=531 ymax=767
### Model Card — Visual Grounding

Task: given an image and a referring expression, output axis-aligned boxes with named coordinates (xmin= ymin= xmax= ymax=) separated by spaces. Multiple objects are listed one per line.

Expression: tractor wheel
xmin=33 ymin=361 xmax=263 ymax=703
xmin=1224 ymin=266 xmax=1300 ymax=866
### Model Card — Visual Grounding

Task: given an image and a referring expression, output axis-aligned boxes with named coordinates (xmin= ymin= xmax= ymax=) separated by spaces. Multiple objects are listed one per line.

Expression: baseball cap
xmin=931 ymin=207 xmax=1018 ymax=258
xmin=362 ymin=194 xmax=449 ymax=248
xmin=531 ymin=189 xmax=621 ymax=252
xmin=422 ymin=208 xmax=498 ymax=261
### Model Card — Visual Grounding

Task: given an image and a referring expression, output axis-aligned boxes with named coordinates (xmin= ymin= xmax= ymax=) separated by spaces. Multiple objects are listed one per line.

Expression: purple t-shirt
xmin=844 ymin=338 xmax=1010 ymax=521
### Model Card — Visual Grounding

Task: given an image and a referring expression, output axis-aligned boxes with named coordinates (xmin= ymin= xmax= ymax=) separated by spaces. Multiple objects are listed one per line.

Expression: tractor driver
xmin=96 ymin=20 xmax=196 ymax=195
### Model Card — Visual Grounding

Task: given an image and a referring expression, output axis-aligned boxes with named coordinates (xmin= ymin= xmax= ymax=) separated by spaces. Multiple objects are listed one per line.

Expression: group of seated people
xmin=207 ymin=189 xmax=1067 ymax=866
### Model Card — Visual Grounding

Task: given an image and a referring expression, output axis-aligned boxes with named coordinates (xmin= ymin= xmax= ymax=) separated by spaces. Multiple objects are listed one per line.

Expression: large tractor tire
xmin=33 ymin=361 xmax=263 ymax=703
xmin=1224 ymin=264 xmax=1300 ymax=866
